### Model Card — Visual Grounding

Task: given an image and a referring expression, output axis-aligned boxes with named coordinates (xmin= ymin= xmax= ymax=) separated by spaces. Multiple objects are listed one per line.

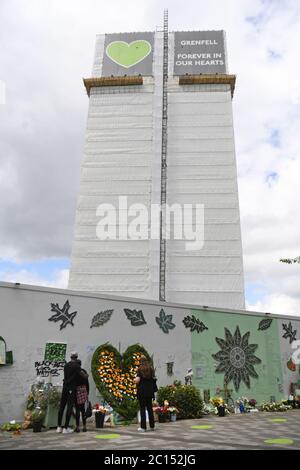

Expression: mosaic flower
xmin=212 ymin=326 xmax=262 ymax=391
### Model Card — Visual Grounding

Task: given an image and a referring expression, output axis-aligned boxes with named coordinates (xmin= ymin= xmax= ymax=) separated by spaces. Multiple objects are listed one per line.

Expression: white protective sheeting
xmin=69 ymin=31 xmax=245 ymax=309
xmin=68 ymin=33 xmax=163 ymax=299
xmin=166 ymin=84 xmax=245 ymax=306
xmin=166 ymin=32 xmax=245 ymax=309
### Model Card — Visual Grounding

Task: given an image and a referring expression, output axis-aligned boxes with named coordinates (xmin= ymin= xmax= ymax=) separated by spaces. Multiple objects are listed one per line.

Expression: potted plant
xmin=31 ymin=408 xmax=45 ymax=433
xmin=1 ymin=421 xmax=22 ymax=432
xmin=167 ymin=406 xmax=178 ymax=422
xmin=93 ymin=404 xmax=107 ymax=428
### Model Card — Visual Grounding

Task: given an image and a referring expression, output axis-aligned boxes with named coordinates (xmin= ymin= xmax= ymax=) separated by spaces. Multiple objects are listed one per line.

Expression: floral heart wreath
xmin=91 ymin=343 xmax=152 ymax=419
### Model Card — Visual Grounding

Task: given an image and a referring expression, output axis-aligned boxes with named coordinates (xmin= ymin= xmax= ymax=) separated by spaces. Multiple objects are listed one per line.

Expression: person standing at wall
xmin=74 ymin=360 xmax=89 ymax=433
xmin=56 ymin=352 xmax=81 ymax=434
xmin=135 ymin=356 xmax=156 ymax=432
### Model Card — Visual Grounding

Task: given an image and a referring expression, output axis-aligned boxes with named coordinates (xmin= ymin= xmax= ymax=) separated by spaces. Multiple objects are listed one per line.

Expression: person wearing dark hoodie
xmin=57 ymin=351 xmax=81 ymax=434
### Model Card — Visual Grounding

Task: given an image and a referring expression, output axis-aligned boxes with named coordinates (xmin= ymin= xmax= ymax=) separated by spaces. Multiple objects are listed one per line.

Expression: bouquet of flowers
xmin=260 ymin=400 xmax=292 ymax=412
xmin=248 ymin=398 xmax=257 ymax=408
xmin=93 ymin=403 xmax=108 ymax=414
xmin=167 ymin=406 xmax=178 ymax=415
xmin=210 ymin=396 xmax=224 ymax=407
xmin=153 ymin=405 xmax=169 ymax=415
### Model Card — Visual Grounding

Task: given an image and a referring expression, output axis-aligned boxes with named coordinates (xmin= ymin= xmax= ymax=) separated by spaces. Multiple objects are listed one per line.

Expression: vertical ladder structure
xmin=159 ymin=9 xmax=168 ymax=301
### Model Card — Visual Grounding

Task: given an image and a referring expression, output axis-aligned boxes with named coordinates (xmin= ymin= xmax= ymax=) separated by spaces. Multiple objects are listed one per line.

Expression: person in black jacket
xmin=57 ymin=352 xmax=81 ymax=434
xmin=135 ymin=356 xmax=156 ymax=432
xmin=74 ymin=360 xmax=89 ymax=433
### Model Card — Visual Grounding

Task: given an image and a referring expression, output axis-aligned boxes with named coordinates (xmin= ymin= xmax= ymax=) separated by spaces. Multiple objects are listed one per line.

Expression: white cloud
xmin=247 ymin=292 xmax=300 ymax=317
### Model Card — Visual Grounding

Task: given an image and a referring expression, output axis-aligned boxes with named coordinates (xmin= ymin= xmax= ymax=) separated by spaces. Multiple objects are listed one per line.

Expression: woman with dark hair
xmin=74 ymin=360 xmax=89 ymax=433
xmin=135 ymin=356 xmax=156 ymax=432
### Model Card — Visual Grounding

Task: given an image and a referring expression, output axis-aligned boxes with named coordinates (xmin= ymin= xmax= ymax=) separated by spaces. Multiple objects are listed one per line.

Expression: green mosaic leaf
xmin=258 ymin=318 xmax=273 ymax=331
xmin=124 ymin=309 xmax=147 ymax=326
xmin=156 ymin=309 xmax=176 ymax=334
xmin=183 ymin=315 xmax=208 ymax=333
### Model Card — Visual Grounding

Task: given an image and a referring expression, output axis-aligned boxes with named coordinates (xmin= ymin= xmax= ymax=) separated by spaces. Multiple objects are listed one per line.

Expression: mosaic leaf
xmin=124 ymin=309 xmax=147 ymax=326
xmin=282 ymin=322 xmax=297 ymax=344
xmin=182 ymin=315 xmax=208 ymax=333
xmin=156 ymin=309 xmax=176 ymax=334
xmin=258 ymin=318 xmax=273 ymax=331
xmin=90 ymin=309 xmax=114 ymax=328
xmin=48 ymin=300 xmax=77 ymax=330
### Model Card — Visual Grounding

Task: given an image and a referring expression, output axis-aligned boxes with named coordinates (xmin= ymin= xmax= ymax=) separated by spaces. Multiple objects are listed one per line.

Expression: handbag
xmin=85 ymin=400 xmax=92 ymax=418
xmin=76 ymin=385 xmax=88 ymax=405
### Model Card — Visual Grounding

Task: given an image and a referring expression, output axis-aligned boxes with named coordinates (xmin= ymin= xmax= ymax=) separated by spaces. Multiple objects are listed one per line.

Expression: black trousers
xmin=75 ymin=403 xmax=86 ymax=427
xmin=138 ymin=397 xmax=154 ymax=429
xmin=57 ymin=387 xmax=75 ymax=427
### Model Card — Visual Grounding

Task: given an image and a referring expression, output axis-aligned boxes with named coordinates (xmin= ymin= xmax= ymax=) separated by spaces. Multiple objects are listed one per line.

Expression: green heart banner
xmin=106 ymin=40 xmax=151 ymax=68
xmin=102 ymin=32 xmax=154 ymax=76
xmin=91 ymin=343 xmax=152 ymax=420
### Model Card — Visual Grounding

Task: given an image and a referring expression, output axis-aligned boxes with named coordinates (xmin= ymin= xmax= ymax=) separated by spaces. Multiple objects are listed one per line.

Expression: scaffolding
xmin=159 ymin=9 xmax=168 ymax=301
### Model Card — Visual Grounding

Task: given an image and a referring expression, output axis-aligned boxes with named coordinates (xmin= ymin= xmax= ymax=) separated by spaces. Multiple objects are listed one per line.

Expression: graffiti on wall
xmin=35 ymin=360 xmax=65 ymax=377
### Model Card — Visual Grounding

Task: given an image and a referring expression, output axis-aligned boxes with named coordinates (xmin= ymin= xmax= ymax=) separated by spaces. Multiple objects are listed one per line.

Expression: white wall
xmin=0 ymin=283 xmax=190 ymax=423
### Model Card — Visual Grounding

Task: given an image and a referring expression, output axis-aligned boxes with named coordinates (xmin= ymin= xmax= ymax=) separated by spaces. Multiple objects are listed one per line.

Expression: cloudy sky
xmin=0 ymin=0 xmax=300 ymax=316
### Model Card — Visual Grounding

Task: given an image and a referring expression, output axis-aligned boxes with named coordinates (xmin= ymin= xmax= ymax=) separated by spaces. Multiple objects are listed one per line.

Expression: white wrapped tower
xmin=68 ymin=26 xmax=245 ymax=309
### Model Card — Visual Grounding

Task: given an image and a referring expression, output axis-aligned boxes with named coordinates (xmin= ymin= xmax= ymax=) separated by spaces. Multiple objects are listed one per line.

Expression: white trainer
xmin=137 ymin=427 xmax=146 ymax=432
xmin=56 ymin=426 xmax=63 ymax=433
xmin=62 ymin=427 xmax=74 ymax=434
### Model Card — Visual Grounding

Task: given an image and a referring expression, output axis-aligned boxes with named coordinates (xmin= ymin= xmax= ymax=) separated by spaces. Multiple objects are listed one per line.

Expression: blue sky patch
xmin=0 ymin=257 xmax=70 ymax=282
xmin=246 ymin=282 xmax=268 ymax=305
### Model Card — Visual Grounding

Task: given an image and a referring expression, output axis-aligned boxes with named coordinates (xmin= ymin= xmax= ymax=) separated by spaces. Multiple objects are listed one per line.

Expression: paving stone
xmin=1 ymin=410 xmax=300 ymax=450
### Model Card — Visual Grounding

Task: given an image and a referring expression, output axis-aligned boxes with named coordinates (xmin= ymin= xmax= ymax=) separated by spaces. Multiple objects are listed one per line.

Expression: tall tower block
xmin=68 ymin=26 xmax=245 ymax=309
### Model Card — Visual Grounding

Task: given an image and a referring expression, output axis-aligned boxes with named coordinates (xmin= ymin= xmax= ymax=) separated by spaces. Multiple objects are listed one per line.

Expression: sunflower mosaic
xmin=212 ymin=326 xmax=262 ymax=391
